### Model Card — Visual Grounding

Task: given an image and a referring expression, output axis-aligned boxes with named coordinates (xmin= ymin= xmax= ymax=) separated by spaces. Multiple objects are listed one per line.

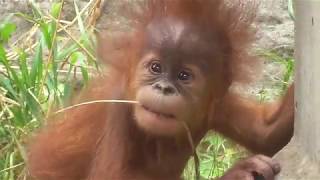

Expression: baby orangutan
xmin=28 ymin=0 xmax=294 ymax=180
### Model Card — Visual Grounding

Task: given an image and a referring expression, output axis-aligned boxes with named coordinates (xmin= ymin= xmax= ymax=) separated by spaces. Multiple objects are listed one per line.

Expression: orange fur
xmin=27 ymin=1 xmax=293 ymax=179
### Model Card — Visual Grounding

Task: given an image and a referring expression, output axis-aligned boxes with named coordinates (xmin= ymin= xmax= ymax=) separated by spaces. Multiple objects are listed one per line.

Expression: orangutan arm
xmin=213 ymin=84 xmax=294 ymax=156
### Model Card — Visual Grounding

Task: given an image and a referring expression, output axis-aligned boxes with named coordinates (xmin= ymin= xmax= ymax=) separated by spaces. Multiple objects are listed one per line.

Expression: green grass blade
xmin=30 ymin=43 xmax=43 ymax=94
xmin=17 ymin=49 xmax=31 ymax=87
xmin=51 ymin=3 xmax=63 ymax=19
xmin=0 ymin=22 xmax=16 ymax=44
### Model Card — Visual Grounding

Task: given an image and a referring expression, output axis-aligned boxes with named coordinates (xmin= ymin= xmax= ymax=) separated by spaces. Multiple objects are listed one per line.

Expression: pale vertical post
xmin=295 ymin=0 xmax=320 ymax=158
xmin=275 ymin=0 xmax=320 ymax=179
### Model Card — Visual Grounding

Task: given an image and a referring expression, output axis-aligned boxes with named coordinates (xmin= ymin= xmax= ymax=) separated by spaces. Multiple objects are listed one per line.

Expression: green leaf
xmin=25 ymin=89 xmax=44 ymax=120
xmin=0 ymin=44 xmax=6 ymax=59
xmin=0 ymin=77 xmax=19 ymax=100
xmin=62 ymin=83 xmax=73 ymax=104
xmin=30 ymin=42 xmax=43 ymax=92
xmin=70 ymin=51 xmax=84 ymax=65
xmin=40 ymin=23 xmax=52 ymax=49
xmin=57 ymin=43 xmax=78 ymax=60
xmin=29 ymin=0 xmax=44 ymax=19
xmin=0 ymin=45 xmax=24 ymax=92
xmin=11 ymin=107 xmax=27 ymax=126
xmin=17 ymin=49 xmax=31 ymax=87
xmin=81 ymin=67 xmax=89 ymax=83
xmin=0 ymin=22 xmax=16 ymax=43
xmin=51 ymin=3 xmax=63 ymax=19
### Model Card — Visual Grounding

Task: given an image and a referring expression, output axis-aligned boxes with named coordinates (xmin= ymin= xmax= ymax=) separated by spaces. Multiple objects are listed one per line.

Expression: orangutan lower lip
xmin=141 ymin=105 xmax=175 ymax=119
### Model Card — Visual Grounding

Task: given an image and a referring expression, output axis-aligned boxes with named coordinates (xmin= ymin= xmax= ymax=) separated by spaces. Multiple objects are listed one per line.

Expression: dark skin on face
xmin=27 ymin=1 xmax=293 ymax=180
xmin=134 ymin=18 xmax=213 ymax=137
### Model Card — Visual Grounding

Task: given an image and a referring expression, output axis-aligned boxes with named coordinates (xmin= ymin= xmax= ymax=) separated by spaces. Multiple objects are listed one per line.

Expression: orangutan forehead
xmin=144 ymin=17 xmax=215 ymax=57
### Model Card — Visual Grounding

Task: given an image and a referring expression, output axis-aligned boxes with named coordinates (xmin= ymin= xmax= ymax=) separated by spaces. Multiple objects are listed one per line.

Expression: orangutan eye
xmin=149 ymin=61 xmax=162 ymax=74
xmin=178 ymin=70 xmax=193 ymax=81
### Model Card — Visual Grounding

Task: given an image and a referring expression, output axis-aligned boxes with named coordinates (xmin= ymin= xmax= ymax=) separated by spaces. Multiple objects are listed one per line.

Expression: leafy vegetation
xmin=0 ymin=1 xmax=293 ymax=180
xmin=0 ymin=1 xmax=97 ymax=179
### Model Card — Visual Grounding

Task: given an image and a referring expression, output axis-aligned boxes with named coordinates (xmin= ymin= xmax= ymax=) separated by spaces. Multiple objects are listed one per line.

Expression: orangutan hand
xmin=220 ymin=155 xmax=281 ymax=180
